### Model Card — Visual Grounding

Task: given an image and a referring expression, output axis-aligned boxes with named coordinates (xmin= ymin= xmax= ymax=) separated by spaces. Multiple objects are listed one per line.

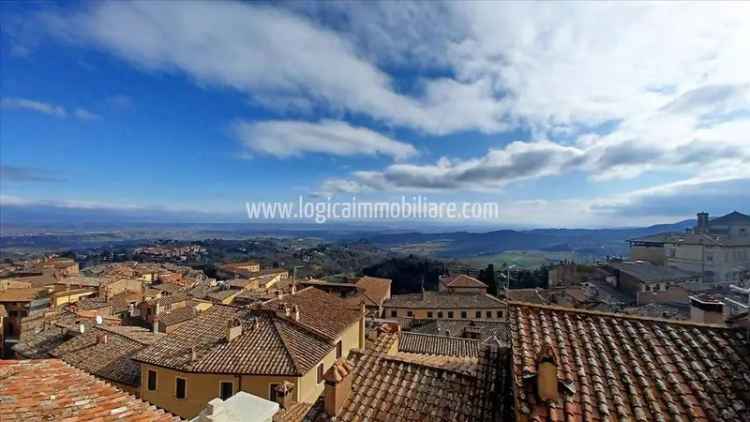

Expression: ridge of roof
xmin=507 ymin=301 xmax=729 ymax=328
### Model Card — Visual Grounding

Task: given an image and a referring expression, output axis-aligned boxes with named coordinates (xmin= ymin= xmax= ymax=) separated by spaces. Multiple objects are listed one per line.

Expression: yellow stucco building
xmin=133 ymin=287 xmax=364 ymax=419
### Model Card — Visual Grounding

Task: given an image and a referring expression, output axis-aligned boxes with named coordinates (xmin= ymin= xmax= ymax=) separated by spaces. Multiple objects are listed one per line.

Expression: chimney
xmin=696 ymin=212 xmax=710 ymax=234
xmin=273 ymin=381 xmax=296 ymax=410
xmin=284 ymin=305 xmax=291 ymax=318
xmin=323 ymin=359 xmax=354 ymax=418
xmin=536 ymin=341 xmax=560 ymax=402
xmin=291 ymin=283 xmax=297 ymax=295
xmin=276 ymin=290 xmax=284 ymax=300
xmin=98 ymin=334 xmax=109 ymax=345
xmin=690 ymin=295 xmax=725 ymax=324
xmin=226 ymin=318 xmax=243 ymax=342
xmin=191 ymin=345 xmax=198 ymax=362
xmin=153 ymin=319 xmax=160 ymax=333
xmin=293 ymin=305 xmax=300 ymax=322
xmin=155 ymin=302 xmax=162 ymax=316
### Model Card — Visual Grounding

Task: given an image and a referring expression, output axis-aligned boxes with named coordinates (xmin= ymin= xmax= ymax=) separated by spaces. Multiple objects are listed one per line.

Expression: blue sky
xmin=1 ymin=1 xmax=749 ymax=227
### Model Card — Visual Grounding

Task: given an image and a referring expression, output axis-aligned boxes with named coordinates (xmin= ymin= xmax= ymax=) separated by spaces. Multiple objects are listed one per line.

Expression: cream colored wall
xmin=139 ymin=318 xmax=363 ymax=417
xmin=386 ymin=306 xmax=505 ymax=321
xmin=140 ymin=364 xmax=297 ymax=419
xmin=52 ymin=290 xmax=95 ymax=307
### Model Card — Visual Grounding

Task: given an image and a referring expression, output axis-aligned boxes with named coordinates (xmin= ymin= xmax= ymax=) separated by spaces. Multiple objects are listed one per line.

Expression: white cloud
xmin=232 ymin=119 xmax=417 ymax=160
xmin=1 ymin=97 xmax=100 ymax=121
xmin=73 ymin=107 xmax=99 ymax=120
xmin=39 ymin=1 xmax=507 ymax=135
xmin=1 ymin=97 xmax=66 ymax=117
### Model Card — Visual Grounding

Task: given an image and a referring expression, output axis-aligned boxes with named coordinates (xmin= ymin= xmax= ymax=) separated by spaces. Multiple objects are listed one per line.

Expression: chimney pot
xmin=293 ymin=305 xmax=300 ymax=322
xmin=324 ymin=359 xmax=354 ymax=417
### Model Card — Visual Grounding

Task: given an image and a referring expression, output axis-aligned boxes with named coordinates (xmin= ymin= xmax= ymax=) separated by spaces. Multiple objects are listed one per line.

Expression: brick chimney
xmin=690 ymin=295 xmax=725 ymax=324
xmin=536 ymin=341 xmax=560 ymax=402
xmin=323 ymin=359 xmax=354 ymax=417
xmin=273 ymin=381 xmax=296 ymax=410
xmin=98 ymin=334 xmax=109 ymax=344
xmin=226 ymin=318 xmax=243 ymax=342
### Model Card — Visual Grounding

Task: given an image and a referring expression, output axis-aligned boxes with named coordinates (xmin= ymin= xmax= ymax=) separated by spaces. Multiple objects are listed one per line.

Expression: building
xmin=507 ymin=301 xmax=750 ymax=421
xmin=0 ymin=287 xmax=50 ymax=349
xmin=49 ymin=325 xmax=163 ymax=395
xmin=0 ymin=359 xmax=180 ymax=421
xmin=133 ymin=287 xmax=364 ymax=419
xmin=383 ymin=289 xmax=506 ymax=324
xmin=300 ymin=276 xmax=392 ymax=318
xmin=628 ymin=211 xmax=750 ymax=283
xmin=292 ymin=323 xmax=507 ymax=421
xmin=606 ymin=261 xmax=701 ymax=305
xmin=439 ymin=274 xmax=489 ymax=294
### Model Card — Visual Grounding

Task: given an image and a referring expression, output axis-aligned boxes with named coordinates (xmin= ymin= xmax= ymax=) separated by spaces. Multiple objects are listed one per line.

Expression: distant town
xmin=1 ymin=210 xmax=748 ymax=421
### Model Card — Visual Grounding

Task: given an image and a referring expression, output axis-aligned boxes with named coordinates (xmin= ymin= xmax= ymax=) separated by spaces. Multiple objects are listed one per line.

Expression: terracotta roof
xmin=158 ymin=304 xmax=198 ymax=327
xmin=50 ymin=326 xmax=161 ymax=386
xmin=264 ymin=287 xmax=362 ymax=341
xmin=399 ymin=331 xmax=480 ymax=357
xmin=134 ymin=305 xmax=334 ymax=376
xmin=0 ymin=359 xmax=181 ymax=421
xmin=409 ymin=319 xmax=509 ymax=344
xmin=151 ymin=282 xmax=185 ymax=294
xmin=505 ymin=288 xmax=548 ymax=304
xmin=355 ymin=276 xmax=391 ymax=304
xmin=608 ymin=261 xmax=698 ymax=283
xmin=0 ymin=287 xmax=46 ymax=302
xmin=310 ymin=332 xmax=497 ymax=422
xmin=444 ymin=274 xmax=488 ymax=289
xmin=390 ymin=352 xmax=479 ymax=376
xmin=508 ymin=301 xmax=750 ymax=422
xmin=153 ymin=291 xmax=190 ymax=307
xmin=385 ymin=291 xmax=505 ymax=309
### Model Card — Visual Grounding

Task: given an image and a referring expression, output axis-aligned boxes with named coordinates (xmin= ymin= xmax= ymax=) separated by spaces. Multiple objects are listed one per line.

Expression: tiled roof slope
xmin=307 ymin=331 xmax=501 ymax=422
xmin=265 ymin=287 xmax=362 ymax=340
xmin=399 ymin=331 xmax=480 ymax=357
xmin=355 ymin=276 xmax=391 ymax=303
xmin=0 ymin=359 xmax=181 ymax=421
xmin=508 ymin=302 xmax=750 ymax=422
xmin=50 ymin=326 xmax=160 ymax=386
xmin=445 ymin=274 xmax=488 ymax=288
xmin=134 ymin=305 xmax=334 ymax=376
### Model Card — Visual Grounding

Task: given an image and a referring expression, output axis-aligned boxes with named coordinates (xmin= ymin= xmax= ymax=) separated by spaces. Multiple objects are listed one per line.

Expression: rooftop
xmin=50 ymin=325 xmax=162 ymax=386
xmin=385 ymin=290 xmax=505 ymax=309
xmin=710 ymin=211 xmax=750 ymax=226
xmin=608 ymin=261 xmax=698 ymax=283
xmin=398 ymin=331 xmax=479 ymax=357
xmin=0 ymin=359 xmax=181 ymax=421
xmin=0 ymin=287 xmax=47 ymax=302
xmin=443 ymin=274 xmax=488 ymax=289
xmin=264 ymin=286 xmax=362 ymax=341
xmin=508 ymin=301 xmax=750 ymax=421
xmin=134 ymin=305 xmax=334 ymax=376
xmin=354 ymin=276 xmax=392 ymax=304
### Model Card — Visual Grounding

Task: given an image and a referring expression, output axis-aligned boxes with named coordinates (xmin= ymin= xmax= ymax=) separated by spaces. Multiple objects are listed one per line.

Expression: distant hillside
xmin=363 ymin=219 xmax=696 ymax=259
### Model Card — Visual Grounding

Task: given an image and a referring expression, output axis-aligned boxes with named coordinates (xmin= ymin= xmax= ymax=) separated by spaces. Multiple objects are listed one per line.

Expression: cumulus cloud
xmin=232 ymin=119 xmax=417 ymax=160
xmin=39 ymin=1 xmax=506 ymax=135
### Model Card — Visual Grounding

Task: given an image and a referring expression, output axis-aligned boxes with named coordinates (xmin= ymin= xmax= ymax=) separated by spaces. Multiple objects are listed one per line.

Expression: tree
xmin=479 ymin=264 xmax=498 ymax=296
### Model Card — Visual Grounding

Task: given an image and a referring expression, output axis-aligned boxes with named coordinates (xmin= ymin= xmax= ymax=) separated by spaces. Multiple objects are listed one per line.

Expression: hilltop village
xmin=1 ymin=211 xmax=749 ymax=421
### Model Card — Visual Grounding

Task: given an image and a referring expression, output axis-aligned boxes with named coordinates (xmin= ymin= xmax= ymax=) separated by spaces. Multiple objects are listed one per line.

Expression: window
xmin=437 ymin=311 xmax=443 ymax=318
xmin=406 ymin=310 xmax=413 ymax=317
xmin=390 ymin=310 xmax=397 ymax=317
xmin=220 ymin=382 xmax=233 ymax=400
xmin=336 ymin=341 xmax=343 ymax=359
xmin=175 ymin=378 xmax=186 ymax=399
xmin=447 ymin=311 xmax=454 ymax=318
xmin=427 ymin=311 xmax=433 ymax=318
xmin=269 ymin=384 xmax=280 ymax=402
xmin=317 ymin=363 xmax=324 ymax=384
xmin=476 ymin=311 xmax=481 ymax=319
xmin=496 ymin=311 xmax=503 ymax=318
xmin=460 ymin=311 xmax=467 ymax=319
xmin=147 ymin=370 xmax=157 ymax=391
xmin=486 ymin=311 xmax=492 ymax=318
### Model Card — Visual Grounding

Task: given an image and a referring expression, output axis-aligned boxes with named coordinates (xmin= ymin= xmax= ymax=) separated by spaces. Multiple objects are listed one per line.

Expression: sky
xmin=1 ymin=1 xmax=749 ymax=228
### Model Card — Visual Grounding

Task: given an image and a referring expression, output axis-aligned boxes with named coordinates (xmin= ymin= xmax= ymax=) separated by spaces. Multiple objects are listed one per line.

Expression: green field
xmin=461 ymin=250 xmax=577 ymax=270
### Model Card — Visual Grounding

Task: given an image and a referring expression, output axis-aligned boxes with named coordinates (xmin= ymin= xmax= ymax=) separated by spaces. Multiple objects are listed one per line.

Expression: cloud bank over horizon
xmin=1 ymin=1 xmax=748 ymax=226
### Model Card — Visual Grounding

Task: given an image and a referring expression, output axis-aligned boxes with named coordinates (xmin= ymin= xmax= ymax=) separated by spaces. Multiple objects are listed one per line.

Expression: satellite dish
xmin=96 ymin=315 xmax=103 ymax=325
